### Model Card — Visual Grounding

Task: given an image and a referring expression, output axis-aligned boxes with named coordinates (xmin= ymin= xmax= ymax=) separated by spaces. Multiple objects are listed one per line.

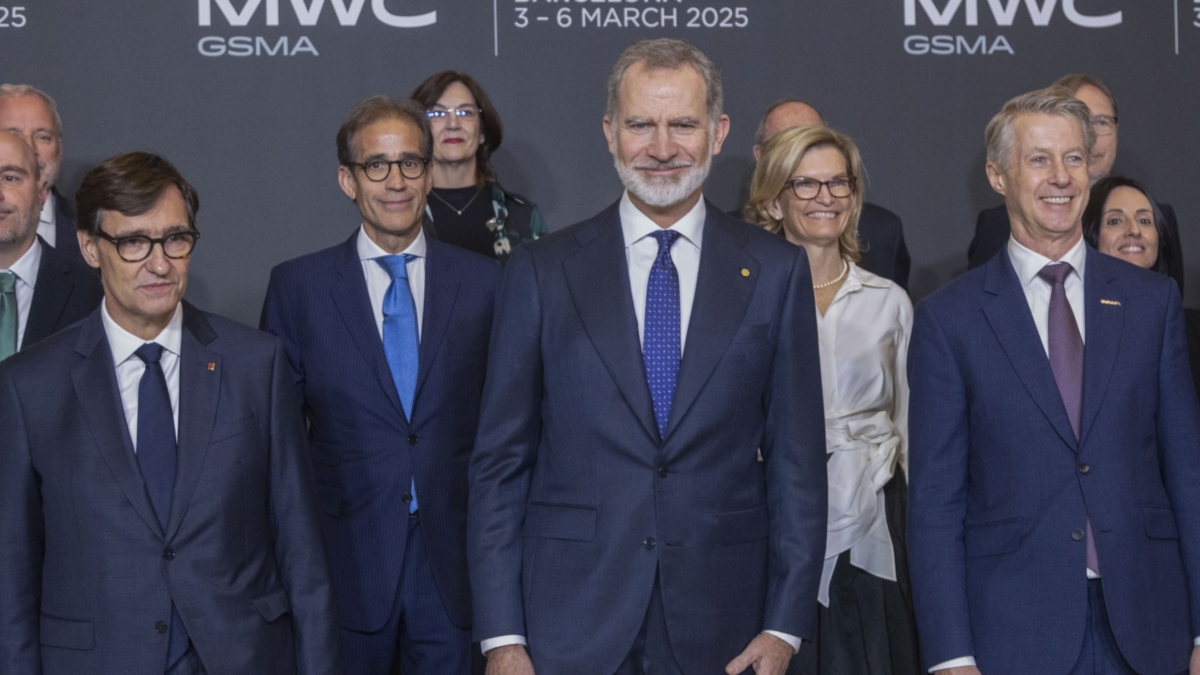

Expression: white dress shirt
xmin=930 ymin=235 xmax=1089 ymax=673
xmin=816 ymin=263 xmax=912 ymax=607
xmin=483 ymin=193 xmax=801 ymax=656
xmin=37 ymin=190 xmax=56 ymax=248
xmin=358 ymin=225 xmax=426 ymax=340
xmin=1 ymin=237 xmax=41 ymax=351
xmin=103 ymin=300 xmax=183 ymax=449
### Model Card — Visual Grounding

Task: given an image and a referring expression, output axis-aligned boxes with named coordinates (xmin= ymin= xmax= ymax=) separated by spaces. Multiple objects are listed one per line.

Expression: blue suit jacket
xmin=908 ymin=245 xmax=1200 ymax=675
xmin=22 ymin=236 xmax=102 ymax=350
xmin=0 ymin=304 xmax=340 ymax=675
xmin=467 ymin=200 xmax=828 ymax=675
xmin=261 ymin=231 xmax=500 ymax=633
xmin=50 ymin=187 xmax=84 ymax=266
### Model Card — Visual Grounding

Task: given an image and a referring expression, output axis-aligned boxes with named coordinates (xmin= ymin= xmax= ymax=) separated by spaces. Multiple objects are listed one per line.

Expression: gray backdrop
xmin=4 ymin=0 xmax=1197 ymax=323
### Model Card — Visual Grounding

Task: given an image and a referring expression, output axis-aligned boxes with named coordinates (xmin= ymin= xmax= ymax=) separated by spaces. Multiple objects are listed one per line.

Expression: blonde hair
xmin=744 ymin=125 xmax=864 ymax=262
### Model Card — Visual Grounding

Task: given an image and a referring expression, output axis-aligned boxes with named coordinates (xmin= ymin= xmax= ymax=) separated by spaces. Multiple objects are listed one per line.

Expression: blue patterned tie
xmin=644 ymin=230 xmax=682 ymax=440
xmin=376 ymin=254 xmax=420 ymax=513
xmin=133 ymin=343 xmax=188 ymax=668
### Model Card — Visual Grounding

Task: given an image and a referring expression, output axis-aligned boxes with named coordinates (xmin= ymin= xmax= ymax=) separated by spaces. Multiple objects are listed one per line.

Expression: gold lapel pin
xmin=740 ymin=268 xmax=750 ymax=277
xmin=207 ymin=363 xmax=216 ymax=371
xmin=1100 ymin=299 xmax=1121 ymax=306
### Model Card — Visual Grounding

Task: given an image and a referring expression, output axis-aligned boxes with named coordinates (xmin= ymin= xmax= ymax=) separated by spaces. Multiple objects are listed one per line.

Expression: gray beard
xmin=614 ymin=154 xmax=711 ymax=208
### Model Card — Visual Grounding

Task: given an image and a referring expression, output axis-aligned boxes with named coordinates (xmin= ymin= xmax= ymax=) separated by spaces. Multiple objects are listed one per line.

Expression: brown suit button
xmin=155 ymin=621 xmax=168 ymax=634
xmin=1071 ymin=528 xmax=1084 ymax=541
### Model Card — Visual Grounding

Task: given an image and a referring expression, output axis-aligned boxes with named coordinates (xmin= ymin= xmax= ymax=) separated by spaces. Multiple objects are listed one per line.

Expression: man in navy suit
xmin=747 ymin=99 xmax=911 ymax=291
xmin=261 ymin=96 xmax=500 ymax=675
xmin=469 ymin=39 xmax=827 ymax=675
xmin=966 ymin=75 xmax=1184 ymax=294
xmin=0 ymin=152 xmax=340 ymax=674
xmin=0 ymin=132 xmax=100 ymax=361
xmin=0 ymin=84 xmax=84 ymax=265
xmin=908 ymin=87 xmax=1200 ymax=675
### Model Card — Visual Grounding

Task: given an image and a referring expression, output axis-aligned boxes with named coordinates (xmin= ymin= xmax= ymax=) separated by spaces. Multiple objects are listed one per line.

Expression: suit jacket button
xmin=408 ymin=434 xmax=419 ymax=446
xmin=644 ymin=537 xmax=656 ymax=550
xmin=155 ymin=621 xmax=168 ymax=634
xmin=1071 ymin=528 xmax=1084 ymax=541
xmin=657 ymin=466 xmax=668 ymax=478
xmin=163 ymin=548 xmax=176 ymax=561
xmin=403 ymin=493 xmax=413 ymax=504
xmin=1078 ymin=463 xmax=1090 ymax=474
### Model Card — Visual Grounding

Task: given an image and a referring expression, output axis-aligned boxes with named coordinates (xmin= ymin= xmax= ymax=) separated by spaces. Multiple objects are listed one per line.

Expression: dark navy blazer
xmin=261 ymin=232 xmax=500 ymax=633
xmin=908 ymin=245 xmax=1200 ymax=675
xmin=0 ymin=305 xmax=340 ymax=675
xmin=467 ymin=201 xmax=828 ymax=675
xmin=22 ymin=236 xmax=102 ymax=350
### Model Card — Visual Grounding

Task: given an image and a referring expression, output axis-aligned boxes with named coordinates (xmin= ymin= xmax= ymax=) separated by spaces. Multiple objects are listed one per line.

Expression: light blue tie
xmin=376 ymin=254 xmax=420 ymax=513
xmin=644 ymin=230 xmax=681 ymax=440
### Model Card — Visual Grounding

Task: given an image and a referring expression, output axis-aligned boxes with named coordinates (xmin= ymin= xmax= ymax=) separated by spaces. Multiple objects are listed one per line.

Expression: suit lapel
xmin=665 ymin=210 xmax=757 ymax=441
xmin=25 ymin=239 xmax=72 ymax=347
xmin=1079 ymin=250 xmax=1123 ymax=446
xmin=563 ymin=207 xmax=659 ymax=443
xmin=329 ymin=233 xmax=407 ymax=421
xmin=981 ymin=250 xmax=1078 ymax=451
xmin=414 ymin=239 xmax=459 ymax=405
xmin=70 ymin=311 xmax=164 ymax=537
xmin=166 ymin=305 xmax=221 ymax=541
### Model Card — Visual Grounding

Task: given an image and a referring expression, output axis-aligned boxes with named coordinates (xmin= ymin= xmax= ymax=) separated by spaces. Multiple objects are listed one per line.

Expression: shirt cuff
xmin=481 ymin=635 xmax=527 ymax=655
xmin=762 ymin=630 xmax=801 ymax=654
xmin=1194 ymin=636 xmax=1200 ymax=646
xmin=929 ymin=656 xmax=976 ymax=672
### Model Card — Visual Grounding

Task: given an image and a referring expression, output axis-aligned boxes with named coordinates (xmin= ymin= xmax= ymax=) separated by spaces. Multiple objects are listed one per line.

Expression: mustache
xmin=631 ymin=160 xmax=694 ymax=171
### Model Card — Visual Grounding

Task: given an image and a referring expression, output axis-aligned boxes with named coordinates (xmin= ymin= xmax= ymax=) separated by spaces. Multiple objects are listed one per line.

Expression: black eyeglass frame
xmin=348 ymin=156 xmax=430 ymax=182
xmin=95 ymin=230 xmax=201 ymax=263
xmin=782 ymin=176 xmax=858 ymax=200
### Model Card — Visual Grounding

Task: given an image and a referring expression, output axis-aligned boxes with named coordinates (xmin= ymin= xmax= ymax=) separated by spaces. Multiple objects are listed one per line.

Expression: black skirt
xmin=789 ymin=475 xmax=921 ymax=675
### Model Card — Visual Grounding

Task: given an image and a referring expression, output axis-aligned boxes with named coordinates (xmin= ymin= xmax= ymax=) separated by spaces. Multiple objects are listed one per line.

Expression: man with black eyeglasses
xmin=261 ymin=95 xmax=501 ymax=675
xmin=0 ymin=151 xmax=341 ymax=675
xmin=967 ymin=74 xmax=1185 ymax=293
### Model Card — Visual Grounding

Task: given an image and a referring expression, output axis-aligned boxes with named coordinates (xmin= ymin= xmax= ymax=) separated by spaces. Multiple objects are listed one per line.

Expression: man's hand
xmin=724 ymin=632 xmax=793 ymax=675
xmin=934 ymin=668 xmax=981 ymax=675
xmin=1189 ymin=644 xmax=1200 ymax=675
xmin=485 ymin=644 xmax=536 ymax=675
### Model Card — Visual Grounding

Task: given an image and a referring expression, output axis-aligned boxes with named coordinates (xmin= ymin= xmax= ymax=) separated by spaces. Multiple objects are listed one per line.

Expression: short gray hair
xmin=753 ymin=98 xmax=824 ymax=146
xmin=985 ymin=86 xmax=1094 ymax=172
xmin=0 ymin=84 xmax=63 ymax=137
xmin=606 ymin=38 xmax=722 ymax=127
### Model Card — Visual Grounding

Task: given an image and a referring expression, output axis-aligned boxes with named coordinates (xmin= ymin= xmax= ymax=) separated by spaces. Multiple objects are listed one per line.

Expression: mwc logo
xmin=198 ymin=0 xmax=436 ymax=28
xmin=904 ymin=0 xmax=1121 ymax=27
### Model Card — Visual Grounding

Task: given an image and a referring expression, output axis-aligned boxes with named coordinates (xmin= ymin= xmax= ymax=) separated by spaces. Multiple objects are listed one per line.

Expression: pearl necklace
xmin=429 ymin=187 xmax=482 ymax=216
xmin=813 ymin=259 xmax=848 ymax=290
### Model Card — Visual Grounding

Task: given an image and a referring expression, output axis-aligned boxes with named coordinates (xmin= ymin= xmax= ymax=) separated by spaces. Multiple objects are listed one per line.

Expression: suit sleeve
xmin=906 ymin=300 xmax=976 ymax=668
xmin=467 ymin=244 xmax=544 ymax=641
xmin=0 ymin=367 xmax=43 ymax=675
xmin=260 ymin=266 xmax=306 ymax=406
xmin=1153 ymin=283 xmax=1200 ymax=635
xmin=759 ymin=249 xmax=828 ymax=640
xmin=265 ymin=338 xmax=343 ymax=675
xmin=892 ymin=290 xmax=914 ymax=476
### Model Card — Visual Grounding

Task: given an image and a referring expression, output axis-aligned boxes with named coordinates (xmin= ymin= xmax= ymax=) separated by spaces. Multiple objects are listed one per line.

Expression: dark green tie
xmin=0 ymin=272 xmax=17 ymax=360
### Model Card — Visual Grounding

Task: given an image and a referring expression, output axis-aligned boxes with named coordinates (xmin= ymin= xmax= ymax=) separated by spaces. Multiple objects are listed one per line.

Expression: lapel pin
xmin=1100 ymin=299 xmax=1121 ymax=306
xmin=740 ymin=268 xmax=750 ymax=278
xmin=207 ymin=363 xmax=216 ymax=371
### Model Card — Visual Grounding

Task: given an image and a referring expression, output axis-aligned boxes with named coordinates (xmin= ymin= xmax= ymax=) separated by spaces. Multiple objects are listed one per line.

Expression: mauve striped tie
xmin=1038 ymin=262 xmax=1099 ymax=574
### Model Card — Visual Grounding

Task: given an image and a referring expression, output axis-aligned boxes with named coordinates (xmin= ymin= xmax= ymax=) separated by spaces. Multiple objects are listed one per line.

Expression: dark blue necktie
xmin=644 ymin=230 xmax=681 ymax=439
xmin=376 ymin=254 xmax=420 ymax=513
xmin=134 ymin=343 xmax=188 ymax=668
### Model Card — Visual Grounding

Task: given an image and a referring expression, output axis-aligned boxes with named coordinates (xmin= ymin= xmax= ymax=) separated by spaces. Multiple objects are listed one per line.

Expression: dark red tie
xmin=1037 ymin=263 xmax=1099 ymax=574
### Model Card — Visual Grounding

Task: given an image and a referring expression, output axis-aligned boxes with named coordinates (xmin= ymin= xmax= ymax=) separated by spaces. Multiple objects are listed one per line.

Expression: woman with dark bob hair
xmin=411 ymin=71 xmax=546 ymax=261
xmin=1083 ymin=175 xmax=1200 ymax=397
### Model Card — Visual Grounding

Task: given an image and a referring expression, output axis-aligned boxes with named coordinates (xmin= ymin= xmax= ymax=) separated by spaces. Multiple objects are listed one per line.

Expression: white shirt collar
xmin=39 ymin=190 xmax=55 ymax=225
xmin=357 ymin=224 xmax=428 ymax=261
xmin=1007 ymin=234 xmax=1087 ymax=290
xmin=619 ymin=191 xmax=706 ymax=251
xmin=101 ymin=300 xmax=184 ymax=368
xmin=2 ymin=237 xmax=42 ymax=289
